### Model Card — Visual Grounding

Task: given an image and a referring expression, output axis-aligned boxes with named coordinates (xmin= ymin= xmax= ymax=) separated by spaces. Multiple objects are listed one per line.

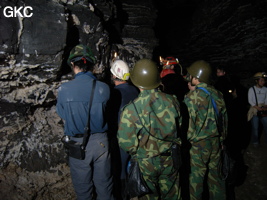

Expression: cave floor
xmin=235 ymin=134 xmax=267 ymax=200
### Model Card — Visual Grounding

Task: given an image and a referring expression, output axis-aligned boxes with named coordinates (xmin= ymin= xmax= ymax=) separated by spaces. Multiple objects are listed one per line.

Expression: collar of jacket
xmin=140 ymin=88 xmax=158 ymax=96
xmin=75 ymin=71 xmax=97 ymax=80
xmin=196 ymin=82 xmax=208 ymax=88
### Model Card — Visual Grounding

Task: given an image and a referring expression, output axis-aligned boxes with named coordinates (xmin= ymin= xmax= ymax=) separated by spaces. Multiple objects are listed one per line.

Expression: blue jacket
xmin=107 ymin=83 xmax=139 ymax=133
xmin=56 ymin=72 xmax=110 ymax=136
xmin=114 ymin=83 xmax=139 ymax=120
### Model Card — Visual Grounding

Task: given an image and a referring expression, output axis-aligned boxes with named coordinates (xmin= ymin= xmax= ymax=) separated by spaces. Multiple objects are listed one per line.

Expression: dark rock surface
xmin=154 ymin=0 xmax=267 ymax=87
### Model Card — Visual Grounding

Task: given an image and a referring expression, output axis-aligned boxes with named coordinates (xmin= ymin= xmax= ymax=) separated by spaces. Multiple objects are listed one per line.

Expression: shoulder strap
xmin=197 ymin=87 xmax=219 ymax=116
xmin=81 ymin=79 xmax=96 ymax=148
xmin=252 ymin=86 xmax=258 ymax=106
xmin=196 ymin=87 xmax=225 ymax=139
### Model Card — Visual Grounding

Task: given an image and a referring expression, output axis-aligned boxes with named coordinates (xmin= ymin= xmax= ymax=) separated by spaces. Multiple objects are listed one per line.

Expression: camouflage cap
xmin=67 ymin=44 xmax=96 ymax=66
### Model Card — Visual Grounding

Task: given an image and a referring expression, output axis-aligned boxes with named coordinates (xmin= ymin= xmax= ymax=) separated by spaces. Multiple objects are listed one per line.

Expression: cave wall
xmin=161 ymin=0 xmax=267 ymax=87
xmin=1 ymin=0 xmax=267 ymax=199
xmin=190 ymin=0 xmax=267 ymax=72
xmin=0 ymin=0 xmax=158 ymax=199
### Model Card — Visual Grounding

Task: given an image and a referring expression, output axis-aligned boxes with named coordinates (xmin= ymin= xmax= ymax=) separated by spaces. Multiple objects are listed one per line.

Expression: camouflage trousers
xmin=189 ymin=138 xmax=226 ymax=200
xmin=137 ymin=154 xmax=181 ymax=200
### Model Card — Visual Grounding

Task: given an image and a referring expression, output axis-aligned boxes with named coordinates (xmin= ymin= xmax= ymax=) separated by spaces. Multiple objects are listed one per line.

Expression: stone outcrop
xmin=0 ymin=0 xmax=158 ymax=199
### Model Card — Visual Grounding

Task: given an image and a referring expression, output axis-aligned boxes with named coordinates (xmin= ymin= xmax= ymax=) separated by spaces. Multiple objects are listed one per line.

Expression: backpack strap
xmin=81 ymin=79 xmax=96 ymax=149
xmin=196 ymin=87 xmax=224 ymax=139
xmin=197 ymin=87 xmax=219 ymax=115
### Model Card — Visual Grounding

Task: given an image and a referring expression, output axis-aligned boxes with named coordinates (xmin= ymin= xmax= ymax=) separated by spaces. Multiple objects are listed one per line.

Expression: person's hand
xmin=255 ymin=106 xmax=263 ymax=111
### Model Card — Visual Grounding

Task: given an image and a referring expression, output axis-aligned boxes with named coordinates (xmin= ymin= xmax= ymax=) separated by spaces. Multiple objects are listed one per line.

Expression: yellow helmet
xmin=253 ymin=72 xmax=266 ymax=79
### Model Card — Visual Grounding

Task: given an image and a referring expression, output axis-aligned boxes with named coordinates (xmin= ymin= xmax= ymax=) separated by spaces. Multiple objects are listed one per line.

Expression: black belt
xmin=73 ymin=134 xmax=84 ymax=138
xmin=73 ymin=132 xmax=105 ymax=138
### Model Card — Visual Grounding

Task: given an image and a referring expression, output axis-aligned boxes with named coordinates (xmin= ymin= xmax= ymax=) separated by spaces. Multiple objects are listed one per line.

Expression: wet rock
xmin=0 ymin=0 xmax=158 ymax=199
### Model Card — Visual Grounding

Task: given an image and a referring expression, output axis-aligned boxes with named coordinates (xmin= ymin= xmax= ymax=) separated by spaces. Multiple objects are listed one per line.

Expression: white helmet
xmin=110 ymin=59 xmax=130 ymax=81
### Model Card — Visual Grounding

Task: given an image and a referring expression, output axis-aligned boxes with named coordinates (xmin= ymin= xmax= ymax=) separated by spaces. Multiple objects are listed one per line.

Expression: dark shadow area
xmin=216 ymin=74 xmax=250 ymax=200
xmin=91 ymin=0 xmax=126 ymax=46
xmin=88 ymin=0 xmax=127 ymax=84
xmin=108 ymin=0 xmax=128 ymax=45
xmin=179 ymin=107 xmax=191 ymax=200
xmin=160 ymin=73 xmax=191 ymax=199
xmin=152 ymin=0 xmax=198 ymax=59
xmin=106 ymin=82 xmax=140 ymax=199
xmin=57 ymin=7 xmax=80 ymax=80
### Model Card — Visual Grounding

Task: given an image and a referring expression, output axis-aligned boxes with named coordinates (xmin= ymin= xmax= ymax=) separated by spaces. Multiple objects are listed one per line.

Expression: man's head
xmin=186 ymin=60 xmax=211 ymax=86
xmin=130 ymin=59 xmax=160 ymax=90
xmin=187 ymin=81 xmax=196 ymax=91
xmin=67 ymin=44 xmax=96 ymax=72
xmin=253 ymin=72 xmax=266 ymax=87
xmin=160 ymin=69 xmax=175 ymax=78
xmin=110 ymin=59 xmax=130 ymax=83
xmin=162 ymin=57 xmax=178 ymax=69
xmin=216 ymin=67 xmax=226 ymax=77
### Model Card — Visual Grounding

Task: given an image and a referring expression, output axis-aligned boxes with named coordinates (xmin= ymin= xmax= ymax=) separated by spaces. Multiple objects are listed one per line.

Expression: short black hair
xmin=73 ymin=59 xmax=94 ymax=71
xmin=216 ymin=66 xmax=226 ymax=71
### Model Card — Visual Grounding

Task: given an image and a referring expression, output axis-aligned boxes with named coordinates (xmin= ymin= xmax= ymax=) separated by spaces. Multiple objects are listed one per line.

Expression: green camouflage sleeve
xmin=184 ymin=91 xmax=199 ymax=140
xmin=117 ymin=103 xmax=141 ymax=155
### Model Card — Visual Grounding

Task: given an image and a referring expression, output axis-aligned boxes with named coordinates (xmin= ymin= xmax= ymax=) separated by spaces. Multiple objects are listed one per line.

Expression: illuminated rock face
xmin=0 ymin=0 xmax=158 ymax=199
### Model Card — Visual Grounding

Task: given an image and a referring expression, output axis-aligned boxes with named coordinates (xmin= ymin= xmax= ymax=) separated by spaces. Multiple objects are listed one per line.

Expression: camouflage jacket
xmin=117 ymin=89 xmax=182 ymax=158
xmin=184 ymin=82 xmax=228 ymax=143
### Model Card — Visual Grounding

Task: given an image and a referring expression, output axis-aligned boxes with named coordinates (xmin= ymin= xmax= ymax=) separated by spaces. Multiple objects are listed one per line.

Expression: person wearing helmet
xmin=110 ymin=59 xmax=131 ymax=82
xmin=214 ymin=66 xmax=235 ymax=110
xmin=160 ymin=56 xmax=184 ymax=75
xmin=67 ymin=44 xmax=96 ymax=67
xmin=117 ymin=59 xmax=182 ymax=199
xmin=162 ymin=57 xmax=178 ymax=69
xmin=247 ymin=72 xmax=267 ymax=147
xmin=160 ymin=68 xmax=189 ymax=103
xmin=184 ymin=60 xmax=228 ymax=200
xmin=107 ymin=59 xmax=139 ymax=200
xmin=56 ymin=44 xmax=114 ymax=200
xmin=160 ymin=68 xmax=176 ymax=78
